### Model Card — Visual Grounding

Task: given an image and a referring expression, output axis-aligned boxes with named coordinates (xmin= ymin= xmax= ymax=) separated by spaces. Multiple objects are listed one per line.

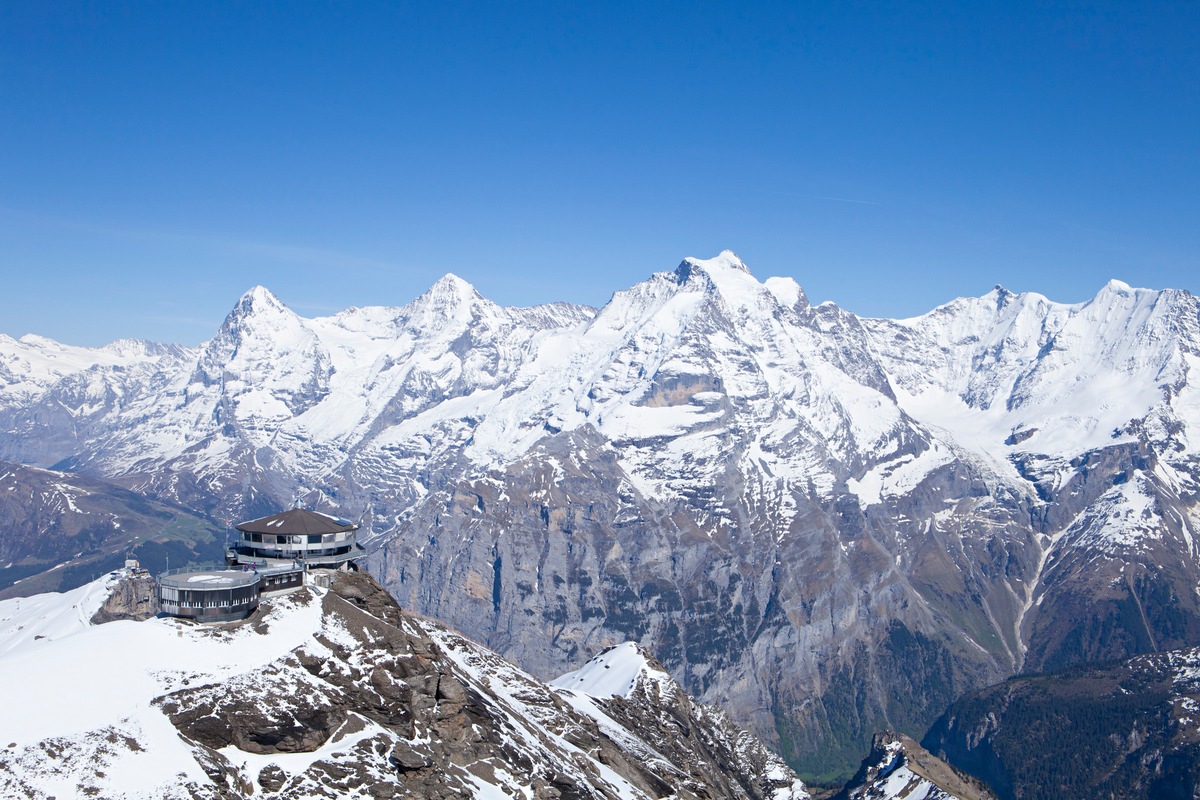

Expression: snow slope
xmin=0 ymin=571 xmax=808 ymax=800
xmin=0 ymin=575 xmax=324 ymax=798
xmin=0 ymin=573 xmax=115 ymax=657
xmin=551 ymin=641 xmax=676 ymax=699
xmin=864 ymin=281 xmax=1199 ymax=475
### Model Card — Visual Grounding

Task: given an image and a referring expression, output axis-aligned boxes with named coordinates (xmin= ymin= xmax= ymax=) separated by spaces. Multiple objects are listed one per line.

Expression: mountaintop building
xmin=158 ymin=507 xmax=364 ymax=623
xmin=157 ymin=566 xmax=264 ymax=622
xmin=227 ymin=507 xmax=364 ymax=569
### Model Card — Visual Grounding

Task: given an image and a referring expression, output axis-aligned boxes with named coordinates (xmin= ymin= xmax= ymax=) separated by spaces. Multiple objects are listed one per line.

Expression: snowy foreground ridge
xmin=0 ymin=572 xmax=808 ymax=800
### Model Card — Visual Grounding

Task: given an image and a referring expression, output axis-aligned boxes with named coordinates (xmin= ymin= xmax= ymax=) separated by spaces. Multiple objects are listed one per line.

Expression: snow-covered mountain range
xmin=2 ymin=251 xmax=1198 ymax=780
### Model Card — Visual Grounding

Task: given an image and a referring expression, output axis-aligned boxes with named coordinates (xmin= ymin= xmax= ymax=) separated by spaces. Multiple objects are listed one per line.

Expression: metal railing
xmin=226 ymin=546 xmax=360 ymax=568
xmin=157 ymin=562 xmax=231 ymax=578
xmin=163 ymin=560 xmax=300 ymax=576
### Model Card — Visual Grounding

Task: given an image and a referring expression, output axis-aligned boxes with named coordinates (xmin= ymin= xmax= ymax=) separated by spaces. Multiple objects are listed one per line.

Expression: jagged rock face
xmin=368 ymin=428 xmax=1030 ymax=779
xmin=1 ymin=256 xmax=1199 ymax=781
xmin=550 ymin=641 xmax=806 ymax=799
xmin=89 ymin=571 xmax=159 ymax=623
xmin=0 ymin=570 xmax=809 ymax=799
xmin=922 ymin=647 xmax=1200 ymax=800
xmin=833 ymin=731 xmax=996 ymax=800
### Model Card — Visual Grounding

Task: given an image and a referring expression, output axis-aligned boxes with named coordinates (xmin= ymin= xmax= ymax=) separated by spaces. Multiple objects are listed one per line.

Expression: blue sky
xmin=2 ymin=2 xmax=1197 ymax=345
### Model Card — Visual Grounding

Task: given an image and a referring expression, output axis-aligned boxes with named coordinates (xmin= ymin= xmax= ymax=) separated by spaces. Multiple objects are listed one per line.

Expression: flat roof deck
xmin=158 ymin=567 xmax=261 ymax=591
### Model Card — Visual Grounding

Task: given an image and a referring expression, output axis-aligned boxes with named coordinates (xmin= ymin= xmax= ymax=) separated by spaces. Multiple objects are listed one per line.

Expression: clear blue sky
xmin=2 ymin=2 xmax=1197 ymax=345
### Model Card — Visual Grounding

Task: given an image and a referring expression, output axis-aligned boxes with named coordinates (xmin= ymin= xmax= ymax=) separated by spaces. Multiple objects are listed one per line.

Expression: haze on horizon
xmin=2 ymin=2 xmax=1197 ymax=347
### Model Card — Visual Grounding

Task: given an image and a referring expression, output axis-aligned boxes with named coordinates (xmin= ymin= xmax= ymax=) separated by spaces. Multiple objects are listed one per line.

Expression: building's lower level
xmin=157 ymin=564 xmax=305 ymax=622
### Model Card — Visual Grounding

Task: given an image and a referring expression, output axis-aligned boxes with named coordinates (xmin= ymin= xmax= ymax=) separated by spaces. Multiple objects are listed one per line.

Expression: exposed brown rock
xmin=833 ymin=731 xmax=996 ymax=800
xmin=90 ymin=572 xmax=160 ymax=624
xmin=151 ymin=570 xmax=808 ymax=799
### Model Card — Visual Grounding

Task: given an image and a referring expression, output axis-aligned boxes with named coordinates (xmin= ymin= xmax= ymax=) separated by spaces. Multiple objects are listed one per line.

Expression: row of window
xmin=160 ymin=587 xmax=258 ymax=603
xmin=162 ymin=597 xmax=256 ymax=609
xmin=242 ymin=532 xmax=352 ymax=545
xmin=240 ymin=546 xmax=354 ymax=559
xmin=263 ymin=576 xmax=301 ymax=589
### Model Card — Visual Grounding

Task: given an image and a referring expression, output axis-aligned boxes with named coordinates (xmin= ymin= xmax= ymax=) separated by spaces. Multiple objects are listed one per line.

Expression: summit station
xmin=157 ymin=508 xmax=364 ymax=622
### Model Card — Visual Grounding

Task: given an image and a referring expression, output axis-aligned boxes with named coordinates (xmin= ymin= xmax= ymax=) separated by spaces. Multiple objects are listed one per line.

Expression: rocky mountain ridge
xmin=922 ymin=645 xmax=1200 ymax=799
xmin=1 ymin=252 xmax=1198 ymax=781
xmin=0 ymin=569 xmax=808 ymax=799
xmin=833 ymin=731 xmax=996 ymax=800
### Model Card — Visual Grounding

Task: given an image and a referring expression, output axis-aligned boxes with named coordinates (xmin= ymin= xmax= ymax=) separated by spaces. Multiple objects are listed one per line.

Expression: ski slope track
xmin=2 ymin=251 xmax=1199 ymax=779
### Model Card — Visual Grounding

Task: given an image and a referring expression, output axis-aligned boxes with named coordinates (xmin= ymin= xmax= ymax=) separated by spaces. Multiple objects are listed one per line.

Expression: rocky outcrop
xmin=834 ymin=731 xmax=996 ymax=800
xmin=89 ymin=571 xmax=159 ymax=623
xmin=151 ymin=571 xmax=810 ymax=800
xmin=552 ymin=643 xmax=805 ymax=800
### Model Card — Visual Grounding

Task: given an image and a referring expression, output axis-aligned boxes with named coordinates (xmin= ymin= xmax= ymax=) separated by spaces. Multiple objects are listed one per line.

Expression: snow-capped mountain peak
xmin=15 ymin=333 xmax=59 ymax=347
xmin=984 ymin=284 xmax=1014 ymax=310
xmin=422 ymin=272 xmax=482 ymax=303
xmin=205 ymin=285 xmax=307 ymax=358
xmin=680 ymin=249 xmax=751 ymax=274
xmin=236 ymin=284 xmax=289 ymax=314
xmin=668 ymin=250 xmax=805 ymax=324
xmin=1101 ymin=277 xmax=1135 ymax=294
xmin=402 ymin=272 xmax=490 ymax=330
xmin=675 ymin=250 xmax=756 ymax=292
xmin=551 ymin=642 xmax=676 ymax=700
xmin=203 ymin=285 xmax=313 ymax=368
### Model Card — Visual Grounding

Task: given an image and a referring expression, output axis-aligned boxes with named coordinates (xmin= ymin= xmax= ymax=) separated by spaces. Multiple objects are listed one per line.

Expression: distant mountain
xmin=1 ymin=252 xmax=1198 ymax=782
xmin=922 ymin=647 xmax=1200 ymax=800
xmin=0 ymin=569 xmax=808 ymax=800
xmin=0 ymin=334 xmax=194 ymax=468
xmin=0 ymin=459 xmax=224 ymax=598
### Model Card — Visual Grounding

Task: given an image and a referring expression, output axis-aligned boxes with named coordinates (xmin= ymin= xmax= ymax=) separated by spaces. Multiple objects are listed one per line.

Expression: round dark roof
xmin=235 ymin=508 xmax=359 ymax=535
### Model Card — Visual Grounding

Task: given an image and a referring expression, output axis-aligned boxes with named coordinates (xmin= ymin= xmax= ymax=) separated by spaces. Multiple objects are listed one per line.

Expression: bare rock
xmin=90 ymin=572 xmax=159 ymax=624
